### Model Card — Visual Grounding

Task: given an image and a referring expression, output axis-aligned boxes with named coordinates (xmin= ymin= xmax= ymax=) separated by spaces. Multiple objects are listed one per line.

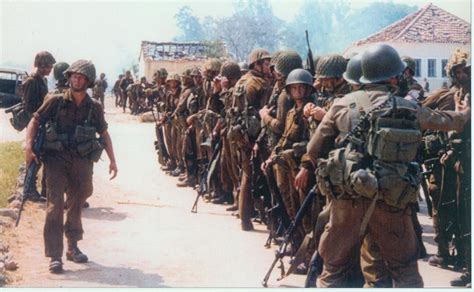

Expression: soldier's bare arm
xmin=100 ymin=130 xmax=118 ymax=180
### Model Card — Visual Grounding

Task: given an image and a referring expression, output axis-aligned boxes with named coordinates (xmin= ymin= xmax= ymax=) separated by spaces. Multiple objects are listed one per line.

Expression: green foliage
xmin=173 ymin=0 xmax=417 ymax=60
xmin=0 ymin=142 xmax=23 ymax=208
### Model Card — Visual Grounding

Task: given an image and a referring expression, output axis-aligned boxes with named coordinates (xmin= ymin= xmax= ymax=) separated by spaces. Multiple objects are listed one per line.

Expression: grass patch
xmin=0 ymin=141 xmax=23 ymax=208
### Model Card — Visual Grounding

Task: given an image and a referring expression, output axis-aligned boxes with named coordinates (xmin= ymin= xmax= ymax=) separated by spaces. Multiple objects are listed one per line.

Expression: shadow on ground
xmin=81 ymin=207 xmax=127 ymax=222
xmin=61 ymin=261 xmax=168 ymax=287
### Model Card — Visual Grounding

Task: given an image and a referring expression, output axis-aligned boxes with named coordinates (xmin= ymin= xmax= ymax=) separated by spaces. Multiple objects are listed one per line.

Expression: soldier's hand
xmin=294 ymin=167 xmax=309 ymax=190
xmin=25 ymin=147 xmax=38 ymax=167
xmin=259 ymin=106 xmax=273 ymax=120
xmin=455 ymin=90 xmax=470 ymax=116
xmin=109 ymin=161 xmax=118 ymax=180
xmin=261 ymin=157 xmax=273 ymax=172
xmin=303 ymin=103 xmax=315 ymax=118
xmin=252 ymin=143 xmax=259 ymax=157
xmin=310 ymin=106 xmax=327 ymax=121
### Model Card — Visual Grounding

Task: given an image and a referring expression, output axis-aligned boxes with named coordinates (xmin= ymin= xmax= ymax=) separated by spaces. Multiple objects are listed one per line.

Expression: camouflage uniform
xmin=92 ymin=75 xmax=108 ymax=106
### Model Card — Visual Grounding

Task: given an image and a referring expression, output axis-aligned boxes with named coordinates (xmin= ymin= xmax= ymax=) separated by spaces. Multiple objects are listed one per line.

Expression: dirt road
xmin=1 ymin=97 xmax=463 ymax=287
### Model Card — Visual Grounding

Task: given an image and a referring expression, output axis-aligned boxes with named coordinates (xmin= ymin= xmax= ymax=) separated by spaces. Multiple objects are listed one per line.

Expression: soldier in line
xmin=119 ymin=70 xmax=134 ymax=113
xmin=113 ymin=74 xmax=123 ymax=107
xmin=422 ymin=48 xmax=471 ymax=287
xmin=307 ymin=44 xmax=470 ymax=288
xmin=229 ymin=48 xmax=273 ymax=231
xmin=162 ymin=73 xmax=182 ymax=173
xmin=92 ymin=73 xmax=108 ymax=107
xmin=25 ymin=60 xmax=118 ymax=274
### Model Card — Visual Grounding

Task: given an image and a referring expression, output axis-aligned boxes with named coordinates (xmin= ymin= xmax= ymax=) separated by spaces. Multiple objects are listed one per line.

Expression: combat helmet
xmin=166 ymin=72 xmax=181 ymax=83
xmin=248 ymin=48 xmax=272 ymax=67
xmin=181 ymin=66 xmax=194 ymax=79
xmin=239 ymin=62 xmax=249 ymax=74
xmin=220 ymin=61 xmax=242 ymax=80
xmin=64 ymin=60 xmax=96 ymax=87
xmin=285 ymin=68 xmax=314 ymax=88
xmin=204 ymin=58 xmax=222 ymax=73
xmin=53 ymin=62 xmax=70 ymax=82
xmin=343 ymin=54 xmax=363 ymax=85
xmin=34 ymin=51 xmax=56 ymax=68
xmin=360 ymin=44 xmax=406 ymax=84
xmin=191 ymin=66 xmax=202 ymax=76
xmin=270 ymin=51 xmax=284 ymax=68
xmin=159 ymin=68 xmax=168 ymax=78
xmin=401 ymin=56 xmax=416 ymax=75
xmin=315 ymin=54 xmax=347 ymax=79
xmin=274 ymin=50 xmax=303 ymax=77
xmin=445 ymin=48 xmax=469 ymax=81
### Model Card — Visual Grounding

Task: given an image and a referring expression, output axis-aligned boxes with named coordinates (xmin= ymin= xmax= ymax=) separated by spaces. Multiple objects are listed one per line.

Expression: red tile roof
xmin=354 ymin=3 xmax=471 ymax=45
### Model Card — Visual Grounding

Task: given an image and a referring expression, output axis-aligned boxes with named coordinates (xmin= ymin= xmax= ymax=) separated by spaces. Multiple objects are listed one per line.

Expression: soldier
xmin=204 ymin=61 xmax=242 ymax=205
xmin=400 ymin=56 xmax=424 ymax=102
xmin=229 ymin=48 xmax=272 ymax=231
xmin=161 ymin=73 xmax=182 ymax=172
xmin=52 ymin=62 xmax=70 ymax=94
xmin=119 ymin=70 xmax=134 ymax=113
xmin=422 ymin=49 xmax=471 ymax=287
xmin=25 ymin=60 xmax=118 ymax=274
xmin=171 ymin=67 xmax=196 ymax=180
xmin=92 ymin=73 xmax=108 ymax=106
xmin=261 ymin=68 xmax=316 ymax=273
xmin=113 ymin=74 xmax=123 ymax=107
xmin=21 ymin=51 xmax=56 ymax=202
xmin=307 ymin=44 xmax=470 ymax=287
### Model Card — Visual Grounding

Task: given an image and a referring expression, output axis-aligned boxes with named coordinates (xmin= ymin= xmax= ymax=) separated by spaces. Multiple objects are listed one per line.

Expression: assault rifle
xmin=150 ymin=104 xmax=170 ymax=164
xmin=191 ymin=136 xmax=222 ymax=213
xmin=262 ymin=184 xmax=318 ymax=287
xmin=263 ymin=159 xmax=291 ymax=248
xmin=305 ymin=30 xmax=315 ymax=76
xmin=16 ymin=126 xmax=46 ymax=227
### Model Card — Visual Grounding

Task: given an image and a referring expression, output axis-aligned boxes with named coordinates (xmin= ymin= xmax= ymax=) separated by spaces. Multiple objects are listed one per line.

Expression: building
xmin=343 ymin=3 xmax=470 ymax=91
xmin=139 ymin=41 xmax=225 ymax=80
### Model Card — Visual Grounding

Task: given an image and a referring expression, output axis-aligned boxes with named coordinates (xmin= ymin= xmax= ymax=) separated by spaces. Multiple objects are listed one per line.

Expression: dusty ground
xmin=0 ymin=97 xmax=464 ymax=288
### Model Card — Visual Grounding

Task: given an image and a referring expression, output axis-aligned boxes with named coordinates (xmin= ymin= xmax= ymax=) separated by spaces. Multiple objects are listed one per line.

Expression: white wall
xmin=344 ymin=41 xmax=470 ymax=92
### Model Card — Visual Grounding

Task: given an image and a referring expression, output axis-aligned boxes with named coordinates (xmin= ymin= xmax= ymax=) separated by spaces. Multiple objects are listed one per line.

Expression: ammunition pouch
xmin=7 ymin=103 xmax=30 ymax=131
xmin=243 ymin=106 xmax=260 ymax=140
xmin=74 ymin=125 xmax=103 ymax=162
xmin=422 ymin=133 xmax=445 ymax=160
xmin=77 ymin=139 xmax=104 ymax=162
xmin=374 ymin=160 xmax=420 ymax=210
xmin=367 ymin=117 xmax=421 ymax=163
xmin=41 ymin=122 xmax=65 ymax=152
xmin=74 ymin=125 xmax=97 ymax=143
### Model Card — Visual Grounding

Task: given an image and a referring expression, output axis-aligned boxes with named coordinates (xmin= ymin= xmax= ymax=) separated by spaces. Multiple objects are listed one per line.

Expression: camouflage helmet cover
xmin=315 ymin=54 xmax=347 ymax=78
xmin=446 ymin=48 xmax=469 ymax=80
xmin=248 ymin=48 xmax=272 ymax=66
xmin=159 ymin=68 xmax=168 ymax=78
xmin=34 ymin=51 xmax=56 ymax=67
xmin=64 ymin=59 xmax=96 ymax=87
xmin=204 ymin=58 xmax=222 ymax=72
xmin=270 ymin=51 xmax=284 ymax=67
xmin=53 ymin=62 xmax=70 ymax=81
xmin=181 ymin=66 xmax=194 ymax=78
xmin=274 ymin=50 xmax=303 ymax=77
xmin=220 ymin=61 xmax=242 ymax=80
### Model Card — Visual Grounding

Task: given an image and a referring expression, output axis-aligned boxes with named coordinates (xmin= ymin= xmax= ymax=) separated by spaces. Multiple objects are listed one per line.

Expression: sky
xmin=0 ymin=0 xmax=471 ymax=82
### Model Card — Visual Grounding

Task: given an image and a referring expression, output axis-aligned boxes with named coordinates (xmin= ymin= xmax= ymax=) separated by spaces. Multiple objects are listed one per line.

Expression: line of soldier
xmin=149 ymin=45 xmax=471 ymax=288
xmin=112 ymin=71 xmax=159 ymax=115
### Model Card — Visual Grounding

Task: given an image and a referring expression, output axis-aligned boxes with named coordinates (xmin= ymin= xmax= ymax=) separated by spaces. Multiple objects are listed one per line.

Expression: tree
xmin=174 ymin=6 xmax=205 ymax=42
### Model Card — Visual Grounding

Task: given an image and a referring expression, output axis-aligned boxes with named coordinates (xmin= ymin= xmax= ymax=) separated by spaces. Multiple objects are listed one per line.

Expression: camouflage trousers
xmin=43 ymin=152 xmax=93 ymax=258
xmin=219 ymin=131 xmax=240 ymax=196
xmin=317 ymin=198 xmax=423 ymax=288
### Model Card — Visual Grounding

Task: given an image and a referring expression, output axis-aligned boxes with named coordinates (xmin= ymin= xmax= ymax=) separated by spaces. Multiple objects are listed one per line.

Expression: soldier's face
xmin=289 ymin=84 xmax=308 ymax=100
xmin=261 ymin=59 xmax=271 ymax=76
xmin=193 ymin=75 xmax=203 ymax=85
xmin=37 ymin=65 xmax=53 ymax=76
xmin=167 ymin=80 xmax=179 ymax=89
xmin=455 ymin=66 xmax=469 ymax=85
xmin=69 ymin=73 xmax=89 ymax=92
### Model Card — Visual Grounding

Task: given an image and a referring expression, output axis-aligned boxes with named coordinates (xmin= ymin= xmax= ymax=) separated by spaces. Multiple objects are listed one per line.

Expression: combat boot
xmin=428 ymin=254 xmax=451 ymax=268
xmin=211 ymin=192 xmax=234 ymax=205
xmin=170 ymin=167 xmax=184 ymax=177
xmin=177 ymin=176 xmax=197 ymax=188
xmin=66 ymin=241 xmax=88 ymax=263
xmin=49 ymin=257 xmax=63 ymax=274
xmin=450 ymin=272 xmax=471 ymax=287
xmin=241 ymin=220 xmax=254 ymax=231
